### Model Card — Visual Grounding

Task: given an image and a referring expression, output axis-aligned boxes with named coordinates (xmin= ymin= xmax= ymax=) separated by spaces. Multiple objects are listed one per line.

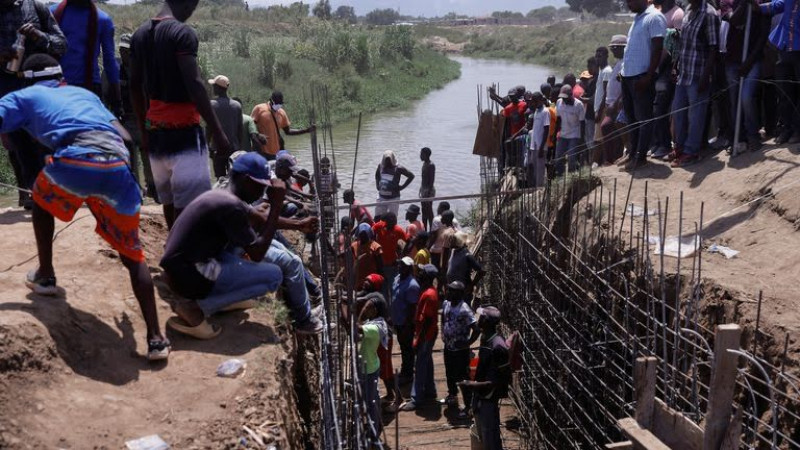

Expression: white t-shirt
xmin=527 ymin=106 xmax=550 ymax=164
xmin=556 ymin=99 xmax=585 ymax=140
xmin=594 ymin=65 xmax=613 ymax=113
xmin=605 ymin=61 xmax=623 ymax=107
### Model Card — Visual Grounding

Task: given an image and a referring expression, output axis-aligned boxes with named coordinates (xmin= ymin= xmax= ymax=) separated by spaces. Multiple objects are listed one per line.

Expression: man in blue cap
xmin=160 ymin=152 xmax=323 ymax=337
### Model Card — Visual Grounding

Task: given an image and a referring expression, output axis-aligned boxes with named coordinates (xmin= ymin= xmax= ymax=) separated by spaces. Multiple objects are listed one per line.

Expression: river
xmin=0 ymin=57 xmax=553 ymax=215
xmin=285 ymin=56 xmax=553 ymax=221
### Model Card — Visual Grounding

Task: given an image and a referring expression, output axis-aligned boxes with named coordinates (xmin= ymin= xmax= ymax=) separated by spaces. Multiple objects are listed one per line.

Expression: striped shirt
xmin=676 ymin=2 xmax=720 ymax=86
xmin=622 ymin=5 xmax=668 ymax=77
xmin=760 ymin=0 xmax=800 ymax=51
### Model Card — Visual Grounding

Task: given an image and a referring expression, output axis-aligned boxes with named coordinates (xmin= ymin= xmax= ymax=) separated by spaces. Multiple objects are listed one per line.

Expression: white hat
xmin=208 ymin=75 xmax=230 ymax=88
xmin=400 ymin=256 xmax=414 ymax=266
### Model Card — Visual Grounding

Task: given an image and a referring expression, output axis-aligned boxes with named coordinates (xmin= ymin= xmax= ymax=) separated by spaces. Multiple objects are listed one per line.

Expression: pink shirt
xmin=406 ymin=220 xmax=424 ymax=238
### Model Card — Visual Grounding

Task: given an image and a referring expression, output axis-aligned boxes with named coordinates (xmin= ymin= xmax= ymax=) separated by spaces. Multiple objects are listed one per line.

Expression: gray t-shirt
xmin=210 ymin=96 xmax=242 ymax=151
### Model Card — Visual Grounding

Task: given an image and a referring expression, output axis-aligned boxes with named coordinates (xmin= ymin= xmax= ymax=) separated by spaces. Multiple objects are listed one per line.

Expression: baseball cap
xmin=610 ymin=35 xmax=628 ymax=47
xmin=365 ymin=273 xmax=385 ymax=291
xmin=275 ymin=151 xmax=298 ymax=173
xmin=208 ymin=75 xmax=230 ymax=88
xmin=119 ymin=34 xmax=132 ymax=49
xmin=231 ymin=152 xmax=271 ymax=185
xmin=400 ymin=256 xmax=415 ymax=266
xmin=558 ymin=84 xmax=573 ymax=99
xmin=580 ymin=70 xmax=593 ymax=79
xmin=417 ymin=263 xmax=438 ymax=278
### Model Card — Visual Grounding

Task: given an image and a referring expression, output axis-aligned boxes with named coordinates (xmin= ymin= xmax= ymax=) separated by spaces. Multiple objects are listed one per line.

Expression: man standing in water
xmin=374 ymin=150 xmax=414 ymax=218
xmin=130 ymin=0 xmax=232 ymax=229
xmin=419 ymin=147 xmax=435 ymax=230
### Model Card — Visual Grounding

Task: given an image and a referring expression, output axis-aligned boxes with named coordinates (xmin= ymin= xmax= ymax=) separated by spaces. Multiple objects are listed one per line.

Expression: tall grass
xmin=462 ymin=21 xmax=630 ymax=73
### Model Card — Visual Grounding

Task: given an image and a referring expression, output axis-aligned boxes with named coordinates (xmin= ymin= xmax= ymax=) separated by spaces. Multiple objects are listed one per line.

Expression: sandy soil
xmin=0 ymin=206 xmax=304 ymax=449
xmin=594 ymin=143 xmax=800 ymax=360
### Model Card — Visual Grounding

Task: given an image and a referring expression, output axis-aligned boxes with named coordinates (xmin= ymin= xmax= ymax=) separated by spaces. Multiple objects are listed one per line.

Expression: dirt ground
xmin=595 ymin=142 xmax=800 ymax=364
xmin=0 ymin=206 xmax=305 ymax=449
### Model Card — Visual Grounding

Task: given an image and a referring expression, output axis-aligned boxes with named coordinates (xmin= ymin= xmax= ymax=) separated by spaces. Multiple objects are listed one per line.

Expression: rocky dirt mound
xmin=0 ymin=206 xmax=308 ymax=449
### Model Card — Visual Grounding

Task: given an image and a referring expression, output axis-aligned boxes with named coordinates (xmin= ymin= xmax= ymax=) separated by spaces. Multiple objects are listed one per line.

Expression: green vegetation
xmin=0 ymin=3 xmax=461 ymax=192
xmin=462 ymin=21 xmax=629 ymax=73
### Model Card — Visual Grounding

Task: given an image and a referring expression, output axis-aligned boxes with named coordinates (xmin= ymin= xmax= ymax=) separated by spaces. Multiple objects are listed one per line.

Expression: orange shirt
xmin=251 ymin=104 xmax=290 ymax=156
xmin=547 ymin=105 xmax=557 ymax=148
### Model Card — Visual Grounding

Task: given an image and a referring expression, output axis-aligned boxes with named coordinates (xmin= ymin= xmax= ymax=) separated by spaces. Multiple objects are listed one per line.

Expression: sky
xmin=245 ymin=0 xmax=566 ymax=17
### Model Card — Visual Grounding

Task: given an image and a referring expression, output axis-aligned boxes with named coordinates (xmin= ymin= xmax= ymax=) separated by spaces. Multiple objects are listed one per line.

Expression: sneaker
xmin=663 ymin=149 xmax=681 ymax=162
xmin=439 ymin=395 xmax=458 ymax=407
xmin=671 ymin=153 xmax=699 ymax=168
xmin=384 ymin=402 xmax=400 ymax=413
xmin=295 ymin=316 xmax=324 ymax=335
xmin=25 ymin=269 xmax=58 ymax=296
xmin=709 ymin=136 xmax=730 ymax=150
xmin=399 ymin=401 xmax=417 ymax=411
xmin=775 ymin=130 xmax=793 ymax=145
xmin=147 ymin=338 xmax=171 ymax=361
xmin=651 ymin=146 xmax=671 ymax=159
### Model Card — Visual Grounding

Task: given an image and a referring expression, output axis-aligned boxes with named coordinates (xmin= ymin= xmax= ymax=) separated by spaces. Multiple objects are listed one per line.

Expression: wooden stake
xmin=703 ymin=324 xmax=742 ymax=450
xmin=634 ymin=357 xmax=657 ymax=429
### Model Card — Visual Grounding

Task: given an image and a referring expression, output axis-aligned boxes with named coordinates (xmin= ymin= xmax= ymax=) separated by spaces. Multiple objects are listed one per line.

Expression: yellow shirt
xmin=251 ymin=104 xmax=290 ymax=156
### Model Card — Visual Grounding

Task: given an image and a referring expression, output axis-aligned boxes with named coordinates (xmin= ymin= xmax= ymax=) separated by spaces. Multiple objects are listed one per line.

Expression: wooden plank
xmin=618 ymin=418 xmax=671 ymax=450
xmin=634 ymin=357 xmax=658 ymax=429
xmin=720 ymin=406 xmax=743 ymax=450
xmin=651 ymin=398 xmax=703 ymax=450
xmin=605 ymin=442 xmax=634 ymax=450
xmin=704 ymin=324 xmax=742 ymax=450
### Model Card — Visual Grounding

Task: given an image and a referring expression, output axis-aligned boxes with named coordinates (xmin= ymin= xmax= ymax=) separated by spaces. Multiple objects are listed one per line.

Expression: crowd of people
xmin=496 ymin=0 xmax=800 ymax=185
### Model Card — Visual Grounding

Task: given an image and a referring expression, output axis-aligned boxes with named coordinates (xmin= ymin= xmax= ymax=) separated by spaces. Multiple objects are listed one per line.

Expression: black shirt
xmin=130 ymin=17 xmax=198 ymax=104
xmin=475 ymin=332 xmax=510 ymax=401
xmin=161 ymin=190 xmax=257 ymax=299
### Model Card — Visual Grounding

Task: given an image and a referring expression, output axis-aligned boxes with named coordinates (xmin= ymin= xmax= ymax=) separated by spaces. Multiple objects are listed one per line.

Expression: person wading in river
xmin=419 ymin=146 xmax=435 ymax=230
xmin=374 ymin=150 xmax=414 ymax=218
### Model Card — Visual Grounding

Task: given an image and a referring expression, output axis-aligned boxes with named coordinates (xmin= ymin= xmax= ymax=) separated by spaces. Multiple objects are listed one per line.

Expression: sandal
xmin=220 ymin=299 xmax=259 ymax=312
xmin=147 ymin=338 xmax=171 ymax=361
xmin=166 ymin=316 xmax=222 ymax=340
xmin=25 ymin=269 xmax=58 ymax=296
xmin=663 ymin=149 xmax=681 ymax=162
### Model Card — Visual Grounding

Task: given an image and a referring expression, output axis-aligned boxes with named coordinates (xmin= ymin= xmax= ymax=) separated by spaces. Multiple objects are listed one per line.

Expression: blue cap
xmin=418 ymin=263 xmax=438 ymax=277
xmin=231 ymin=152 xmax=271 ymax=185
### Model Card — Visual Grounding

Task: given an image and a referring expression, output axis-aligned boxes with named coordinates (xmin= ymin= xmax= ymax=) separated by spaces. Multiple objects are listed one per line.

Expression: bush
xmin=379 ymin=26 xmax=414 ymax=60
xmin=276 ymin=59 xmax=293 ymax=80
xmin=352 ymin=33 xmax=371 ymax=75
xmin=234 ymin=29 xmax=250 ymax=58
xmin=257 ymin=44 xmax=277 ymax=88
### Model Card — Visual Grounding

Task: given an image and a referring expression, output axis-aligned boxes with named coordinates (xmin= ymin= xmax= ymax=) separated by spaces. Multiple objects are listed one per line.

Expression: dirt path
xmin=383 ymin=339 xmax=522 ymax=449
xmin=0 ymin=206 xmax=304 ymax=449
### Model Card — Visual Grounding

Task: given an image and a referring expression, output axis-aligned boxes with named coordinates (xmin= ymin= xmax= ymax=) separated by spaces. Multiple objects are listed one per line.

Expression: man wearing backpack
xmin=459 ymin=306 xmax=510 ymax=450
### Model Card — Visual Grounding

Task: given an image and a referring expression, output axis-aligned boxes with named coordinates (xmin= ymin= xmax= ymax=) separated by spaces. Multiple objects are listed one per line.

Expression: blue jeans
xmin=411 ymin=339 xmax=436 ymax=403
xmin=725 ymin=62 xmax=761 ymax=142
xmin=776 ymin=51 xmax=800 ymax=133
xmin=198 ymin=242 xmax=312 ymax=323
xmin=198 ymin=249 xmax=282 ymax=316
xmin=473 ymin=398 xmax=502 ymax=450
xmin=361 ymin=369 xmax=382 ymax=437
xmin=621 ymin=74 xmax=657 ymax=160
xmin=555 ymin=137 xmax=581 ymax=175
xmin=672 ymin=83 xmax=711 ymax=156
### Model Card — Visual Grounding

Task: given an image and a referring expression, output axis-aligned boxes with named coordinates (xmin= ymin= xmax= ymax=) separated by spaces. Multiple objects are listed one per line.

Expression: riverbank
xmin=417 ymin=21 xmax=630 ymax=73
xmin=0 ymin=4 xmax=462 ymax=193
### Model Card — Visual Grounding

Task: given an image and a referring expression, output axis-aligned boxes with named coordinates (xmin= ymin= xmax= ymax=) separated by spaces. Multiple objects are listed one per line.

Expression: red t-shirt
xmin=414 ymin=287 xmax=439 ymax=344
xmin=503 ymin=100 xmax=528 ymax=135
xmin=373 ymin=221 xmax=407 ymax=266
